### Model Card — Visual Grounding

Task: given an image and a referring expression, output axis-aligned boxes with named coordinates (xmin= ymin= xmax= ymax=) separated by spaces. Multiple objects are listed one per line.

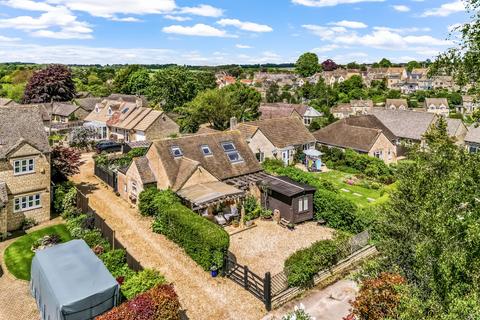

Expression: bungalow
xmin=236 ymin=117 xmax=316 ymax=165
xmin=425 ymin=98 xmax=449 ymax=117
xmin=117 ymin=131 xmax=262 ymax=219
xmin=259 ymin=103 xmax=323 ymax=126
xmin=385 ymin=99 xmax=408 ymax=110
xmin=313 ymin=115 xmax=398 ymax=164
xmin=50 ymin=102 xmax=89 ymax=124
xmin=331 ymin=103 xmax=353 ymax=119
xmin=84 ymin=95 xmax=178 ymax=142
xmin=351 ymin=100 xmax=374 ymax=115
xmin=370 ymin=109 xmax=467 ymax=146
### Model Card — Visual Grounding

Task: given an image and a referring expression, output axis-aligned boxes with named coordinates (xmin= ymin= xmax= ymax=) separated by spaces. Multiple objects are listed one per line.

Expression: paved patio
xmin=229 ymin=220 xmax=334 ymax=275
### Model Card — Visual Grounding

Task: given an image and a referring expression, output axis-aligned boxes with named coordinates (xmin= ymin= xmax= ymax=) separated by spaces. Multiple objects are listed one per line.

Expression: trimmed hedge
xmin=284 ymin=234 xmax=350 ymax=287
xmin=314 ymin=189 xmax=363 ymax=233
xmin=121 ymin=269 xmax=166 ymax=300
xmin=96 ymin=284 xmax=181 ymax=320
xmin=145 ymin=189 xmax=229 ymax=271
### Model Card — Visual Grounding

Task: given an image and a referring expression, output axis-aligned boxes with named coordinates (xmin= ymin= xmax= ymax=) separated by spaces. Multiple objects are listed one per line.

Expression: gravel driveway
xmin=70 ymin=154 xmax=265 ymax=320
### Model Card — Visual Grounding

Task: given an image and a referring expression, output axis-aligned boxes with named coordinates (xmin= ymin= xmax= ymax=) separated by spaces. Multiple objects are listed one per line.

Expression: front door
xmin=282 ymin=150 xmax=289 ymax=166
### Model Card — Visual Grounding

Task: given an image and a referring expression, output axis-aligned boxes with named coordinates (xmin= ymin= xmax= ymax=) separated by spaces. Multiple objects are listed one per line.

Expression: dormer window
xmin=95 ymin=106 xmax=100 ymax=113
xmin=201 ymin=145 xmax=212 ymax=156
xmin=171 ymin=146 xmax=183 ymax=157
xmin=14 ymin=158 xmax=34 ymax=175
xmin=108 ymin=107 xmax=113 ymax=116
xmin=221 ymin=142 xmax=236 ymax=152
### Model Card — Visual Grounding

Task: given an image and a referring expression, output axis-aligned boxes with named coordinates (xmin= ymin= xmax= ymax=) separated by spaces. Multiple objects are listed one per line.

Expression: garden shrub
xmin=99 ymin=249 xmax=134 ymax=279
xmin=150 ymin=191 xmax=229 ymax=271
xmin=82 ymin=228 xmax=110 ymax=250
xmin=138 ymin=187 xmax=161 ymax=217
xmin=66 ymin=214 xmax=87 ymax=233
xmin=20 ymin=217 xmax=37 ymax=231
xmin=262 ymin=159 xmax=337 ymax=192
xmin=96 ymin=284 xmax=181 ymax=320
xmin=284 ymin=234 xmax=349 ymax=287
xmin=121 ymin=269 xmax=166 ymax=300
xmin=53 ymin=181 xmax=75 ymax=214
xmin=314 ymin=189 xmax=361 ymax=233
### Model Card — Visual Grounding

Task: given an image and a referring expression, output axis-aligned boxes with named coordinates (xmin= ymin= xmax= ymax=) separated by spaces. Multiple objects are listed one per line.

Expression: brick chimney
xmin=230 ymin=117 xmax=238 ymax=130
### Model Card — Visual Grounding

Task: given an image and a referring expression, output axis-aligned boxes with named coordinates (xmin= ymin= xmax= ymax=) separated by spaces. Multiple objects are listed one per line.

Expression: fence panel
xmin=74 ymin=187 xmax=143 ymax=272
xmin=94 ymin=164 xmax=118 ymax=192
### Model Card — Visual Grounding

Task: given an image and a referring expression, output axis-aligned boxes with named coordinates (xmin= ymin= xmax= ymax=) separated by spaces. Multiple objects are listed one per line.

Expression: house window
xmin=95 ymin=106 xmax=100 ymax=113
xmin=14 ymin=194 xmax=41 ymax=212
xmin=304 ymin=117 xmax=312 ymax=125
xmin=469 ymin=146 xmax=479 ymax=154
xmin=221 ymin=141 xmax=243 ymax=163
xmin=256 ymin=152 xmax=265 ymax=162
xmin=373 ymin=150 xmax=383 ymax=159
xmin=107 ymin=107 xmax=113 ymax=116
xmin=131 ymin=181 xmax=138 ymax=195
xmin=13 ymin=158 xmax=34 ymax=175
xmin=201 ymin=145 xmax=212 ymax=156
xmin=298 ymin=196 xmax=308 ymax=212
xmin=171 ymin=146 xmax=183 ymax=157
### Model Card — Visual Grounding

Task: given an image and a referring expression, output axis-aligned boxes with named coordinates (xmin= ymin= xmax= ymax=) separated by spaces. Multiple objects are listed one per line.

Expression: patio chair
xmin=214 ymin=214 xmax=227 ymax=226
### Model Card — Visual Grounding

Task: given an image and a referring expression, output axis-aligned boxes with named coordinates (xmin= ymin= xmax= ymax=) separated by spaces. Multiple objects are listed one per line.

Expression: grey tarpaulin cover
xmin=30 ymin=239 xmax=120 ymax=320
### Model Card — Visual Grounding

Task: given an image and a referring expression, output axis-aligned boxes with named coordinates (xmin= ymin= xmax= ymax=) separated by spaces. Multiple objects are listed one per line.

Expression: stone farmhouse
xmin=0 ymin=106 xmax=51 ymax=234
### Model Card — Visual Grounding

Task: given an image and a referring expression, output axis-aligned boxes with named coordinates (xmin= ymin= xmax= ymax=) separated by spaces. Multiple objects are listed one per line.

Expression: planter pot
xmin=211 ymin=269 xmax=218 ymax=277
xmin=245 ymin=220 xmax=253 ymax=227
xmin=261 ymin=216 xmax=273 ymax=221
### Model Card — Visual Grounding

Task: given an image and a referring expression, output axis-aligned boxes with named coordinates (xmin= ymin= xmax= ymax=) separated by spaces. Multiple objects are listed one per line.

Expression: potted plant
xmin=287 ymin=223 xmax=295 ymax=231
xmin=232 ymin=220 xmax=239 ymax=228
xmin=210 ymin=265 xmax=219 ymax=277
xmin=260 ymin=209 xmax=273 ymax=221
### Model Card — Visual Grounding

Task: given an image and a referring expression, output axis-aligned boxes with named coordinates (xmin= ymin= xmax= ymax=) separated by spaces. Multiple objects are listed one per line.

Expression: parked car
xmin=95 ymin=141 xmax=122 ymax=154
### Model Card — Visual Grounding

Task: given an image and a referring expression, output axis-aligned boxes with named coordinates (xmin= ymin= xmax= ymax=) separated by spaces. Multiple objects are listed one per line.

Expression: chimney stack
xmin=230 ymin=117 xmax=238 ymax=130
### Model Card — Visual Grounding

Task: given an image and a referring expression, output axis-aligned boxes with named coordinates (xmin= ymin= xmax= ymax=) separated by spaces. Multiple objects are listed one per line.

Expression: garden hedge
xmin=121 ymin=269 xmax=166 ymax=300
xmin=146 ymin=189 xmax=229 ymax=271
xmin=284 ymin=234 xmax=350 ymax=287
xmin=96 ymin=284 xmax=181 ymax=320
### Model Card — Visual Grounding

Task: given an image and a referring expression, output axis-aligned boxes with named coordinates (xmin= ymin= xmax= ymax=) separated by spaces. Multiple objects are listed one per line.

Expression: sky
xmin=0 ymin=0 xmax=470 ymax=65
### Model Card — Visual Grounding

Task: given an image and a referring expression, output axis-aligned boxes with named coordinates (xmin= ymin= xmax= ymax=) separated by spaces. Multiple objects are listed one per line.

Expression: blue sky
xmin=0 ymin=0 xmax=469 ymax=65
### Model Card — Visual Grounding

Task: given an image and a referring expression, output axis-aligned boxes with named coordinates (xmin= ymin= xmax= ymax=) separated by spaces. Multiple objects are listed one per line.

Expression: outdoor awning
xmin=303 ymin=149 xmax=323 ymax=157
xmin=177 ymin=181 xmax=245 ymax=209
xmin=30 ymin=239 xmax=120 ymax=320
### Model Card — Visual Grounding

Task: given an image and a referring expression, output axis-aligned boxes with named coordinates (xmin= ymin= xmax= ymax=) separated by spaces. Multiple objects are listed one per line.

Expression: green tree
xmin=148 ymin=67 xmax=215 ymax=112
xmin=378 ymin=58 xmax=392 ymax=68
xmin=377 ymin=117 xmax=480 ymax=318
xmin=112 ymin=65 xmax=142 ymax=94
xmin=266 ymin=82 xmax=281 ymax=102
xmin=176 ymin=83 xmax=260 ymax=132
xmin=295 ymin=52 xmax=320 ymax=77
xmin=406 ymin=60 xmax=421 ymax=72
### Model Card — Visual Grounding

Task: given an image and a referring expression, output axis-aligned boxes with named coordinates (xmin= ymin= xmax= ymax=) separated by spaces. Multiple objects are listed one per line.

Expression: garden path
xmin=71 ymin=154 xmax=265 ymax=320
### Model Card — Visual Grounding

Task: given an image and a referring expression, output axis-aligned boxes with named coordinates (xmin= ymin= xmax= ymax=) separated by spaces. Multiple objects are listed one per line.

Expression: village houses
xmin=84 ymin=94 xmax=179 ymax=142
xmin=259 ymin=102 xmax=323 ymax=126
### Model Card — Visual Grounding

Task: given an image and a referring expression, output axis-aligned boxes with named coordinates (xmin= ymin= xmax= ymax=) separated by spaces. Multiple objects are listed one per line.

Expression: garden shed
xmin=30 ymin=239 xmax=120 ymax=320
xmin=259 ymin=175 xmax=316 ymax=224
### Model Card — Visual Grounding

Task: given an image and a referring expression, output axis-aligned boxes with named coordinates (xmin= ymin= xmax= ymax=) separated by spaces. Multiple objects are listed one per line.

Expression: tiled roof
xmin=152 ymin=131 xmax=262 ymax=188
xmin=133 ymin=157 xmax=156 ymax=185
xmin=74 ymin=98 xmax=102 ymax=111
xmin=52 ymin=102 xmax=79 ymax=117
xmin=0 ymin=106 xmax=50 ymax=158
xmin=237 ymin=117 xmax=316 ymax=148
xmin=465 ymin=126 xmax=480 ymax=144
xmin=370 ymin=109 xmax=436 ymax=141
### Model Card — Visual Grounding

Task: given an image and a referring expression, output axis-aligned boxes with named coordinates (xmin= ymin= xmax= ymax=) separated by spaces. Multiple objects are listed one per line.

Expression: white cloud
xmin=43 ymin=0 xmax=176 ymax=18
xmin=311 ymin=44 xmax=340 ymax=53
xmin=0 ymin=4 xmax=93 ymax=39
xmin=392 ymin=5 xmax=410 ymax=12
xmin=110 ymin=16 xmax=141 ymax=22
xmin=373 ymin=26 xmax=431 ymax=33
xmin=447 ymin=22 xmax=463 ymax=32
xmin=421 ymin=1 xmax=465 ymax=17
xmin=328 ymin=20 xmax=367 ymax=28
xmin=0 ymin=35 xmax=21 ymax=41
xmin=164 ymin=15 xmax=191 ymax=22
xmin=217 ymin=19 xmax=273 ymax=32
xmin=292 ymin=0 xmax=384 ymax=7
xmin=236 ymin=44 xmax=252 ymax=49
xmin=162 ymin=23 xmax=234 ymax=37
xmin=179 ymin=4 xmax=223 ymax=17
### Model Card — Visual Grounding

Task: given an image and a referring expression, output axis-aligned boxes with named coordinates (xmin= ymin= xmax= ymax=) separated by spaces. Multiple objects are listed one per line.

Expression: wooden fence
xmin=224 ymin=253 xmax=272 ymax=310
xmin=94 ymin=164 xmax=118 ymax=192
xmin=75 ymin=187 xmax=143 ymax=272
xmin=224 ymin=231 xmax=376 ymax=311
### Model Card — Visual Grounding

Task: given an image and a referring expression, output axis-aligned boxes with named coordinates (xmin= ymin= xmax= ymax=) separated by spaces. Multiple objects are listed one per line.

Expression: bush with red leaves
xmin=96 ymin=284 xmax=181 ymax=320
xmin=51 ymin=145 xmax=81 ymax=181
xmin=350 ymin=273 xmax=406 ymax=320
xmin=23 ymin=64 xmax=75 ymax=103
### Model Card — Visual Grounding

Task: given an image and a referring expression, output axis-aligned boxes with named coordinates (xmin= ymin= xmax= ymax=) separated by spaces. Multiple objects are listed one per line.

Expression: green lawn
xmin=4 ymin=224 xmax=72 ymax=280
xmin=316 ymin=170 xmax=393 ymax=207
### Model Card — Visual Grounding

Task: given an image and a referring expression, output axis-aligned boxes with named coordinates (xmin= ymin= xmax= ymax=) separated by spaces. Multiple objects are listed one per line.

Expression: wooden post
xmin=112 ymin=230 xmax=115 ymax=250
xmin=264 ymin=272 xmax=272 ymax=311
xmin=244 ymin=266 xmax=249 ymax=290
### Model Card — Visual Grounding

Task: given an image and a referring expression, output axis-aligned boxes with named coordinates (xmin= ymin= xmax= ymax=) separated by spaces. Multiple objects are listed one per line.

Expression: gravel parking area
xmin=229 ymin=220 xmax=334 ymax=275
